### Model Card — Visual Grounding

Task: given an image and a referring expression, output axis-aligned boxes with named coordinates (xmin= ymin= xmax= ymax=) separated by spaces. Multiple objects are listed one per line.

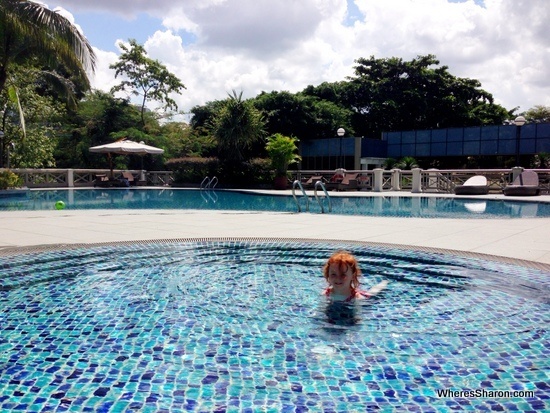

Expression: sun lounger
xmin=94 ymin=174 xmax=110 ymax=188
xmin=503 ymin=170 xmax=540 ymax=196
xmin=325 ymin=172 xmax=345 ymax=191
xmin=454 ymin=175 xmax=489 ymax=195
xmin=303 ymin=175 xmax=325 ymax=189
xmin=337 ymin=173 xmax=359 ymax=191
xmin=122 ymin=172 xmax=146 ymax=186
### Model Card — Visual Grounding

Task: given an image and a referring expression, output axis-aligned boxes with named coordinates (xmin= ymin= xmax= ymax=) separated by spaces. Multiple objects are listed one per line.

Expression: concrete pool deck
xmin=1 ymin=190 xmax=550 ymax=267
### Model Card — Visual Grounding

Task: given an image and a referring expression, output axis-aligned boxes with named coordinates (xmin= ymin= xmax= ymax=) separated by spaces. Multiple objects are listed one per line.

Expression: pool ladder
xmin=314 ymin=180 xmax=332 ymax=213
xmin=200 ymin=176 xmax=218 ymax=203
xmin=292 ymin=180 xmax=331 ymax=213
xmin=200 ymin=176 xmax=218 ymax=190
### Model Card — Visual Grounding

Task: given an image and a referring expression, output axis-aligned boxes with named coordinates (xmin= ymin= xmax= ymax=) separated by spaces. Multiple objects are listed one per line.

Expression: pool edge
xmin=1 ymin=237 xmax=549 ymax=272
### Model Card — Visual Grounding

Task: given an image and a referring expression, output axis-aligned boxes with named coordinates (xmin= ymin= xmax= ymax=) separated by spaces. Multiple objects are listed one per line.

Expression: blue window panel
xmin=431 ymin=143 xmax=446 ymax=156
xmin=342 ymin=138 xmax=354 ymax=155
xmin=464 ymin=127 xmax=481 ymax=141
xmin=464 ymin=141 xmax=480 ymax=155
xmin=520 ymin=139 xmax=536 ymax=153
xmin=536 ymin=138 xmax=550 ymax=152
xmin=431 ymin=129 xmax=446 ymax=143
xmin=402 ymin=143 xmax=415 ymax=155
xmin=402 ymin=131 xmax=415 ymax=144
xmin=481 ymin=126 xmax=499 ymax=141
xmin=447 ymin=128 xmax=463 ymax=142
xmin=416 ymin=130 xmax=430 ymax=143
xmin=498 ymin=139 xmax=516 ymax=155
xmin=416 ymin=144 xmax=430 ymax=156
xmin=301 ymin=141 xmax=316 ymax=156
xmin=328 ymin=138 xmax=340 ymax=154
xmin=499 ymin=125 xmax=515 ymax=140
xmin=387 ymin=145 xmax=402 ymax=158
xmin=447 ymin=142 xmax=463 ymax=155
xmin=480 ymin=140 xmax=498 ymax=155
xmin=536 ymin=123 xmax=550 ymax=138
xmin=521 ymin=123 xmax=536 ymax=138
xmin=386 ymin=132 xmax=402 ymax=145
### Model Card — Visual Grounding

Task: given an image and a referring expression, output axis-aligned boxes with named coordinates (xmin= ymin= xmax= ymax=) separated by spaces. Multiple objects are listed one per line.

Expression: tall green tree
xmin=0 ymin=0 xmax=95 ymax=95
xmin=252 ymin=90 xmax=353 ymax=141
xmin=524 ymin=105 xmax=550 ymax=123
xmin=211 ymin=90 xmax=266 ymax=165
xmin=110 ymin=39 xmax=186 ymax=125
xmin=334 ymin=55 xmax=509 ymax=136
xmin=56 ymin=90 xmax=142 ymax=168
xmin=2 ymin=69 xmax=66 ymax=168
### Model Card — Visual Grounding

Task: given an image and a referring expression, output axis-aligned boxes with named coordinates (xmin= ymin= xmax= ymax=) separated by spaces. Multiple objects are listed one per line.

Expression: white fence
xmin=6 ymin=169 xmax=173 ymax=188
xmin=4 ymin=167 xmax=550 ymax=194
xmin=291 ymin=167 xmax=550 ymax=194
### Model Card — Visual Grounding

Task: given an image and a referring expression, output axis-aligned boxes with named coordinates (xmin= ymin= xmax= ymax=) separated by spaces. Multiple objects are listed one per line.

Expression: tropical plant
xmin=110 ymin=39 xmax=186 ymax=125
xmin=395 ymin=156 xmax=419 ymax=170
xmin=211 ymin=90 xmax=266 ymax=165
xmin=383 ymin=157 xmax=398 ymax=170
xmin=0 ymin=0 xmax=95 ymax=93
xmin=265 ymin=133 xmax=301 ymax=177
xmin=1 ymin=69 xmax=66 ymax=168
xmin=0 ymin=0 xmax=95 ymax=145
xmin=531 ymin=152 xmax=550 ymax=168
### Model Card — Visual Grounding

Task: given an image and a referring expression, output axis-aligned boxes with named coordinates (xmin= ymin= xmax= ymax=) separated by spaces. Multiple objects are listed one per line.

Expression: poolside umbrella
xmin=89 ymin=139 xmax=164 ymax=178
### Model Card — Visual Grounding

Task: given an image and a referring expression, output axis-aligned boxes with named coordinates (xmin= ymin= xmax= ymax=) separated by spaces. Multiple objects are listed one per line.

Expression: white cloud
xmin=50 ymin=0 xmax=550 ymax=116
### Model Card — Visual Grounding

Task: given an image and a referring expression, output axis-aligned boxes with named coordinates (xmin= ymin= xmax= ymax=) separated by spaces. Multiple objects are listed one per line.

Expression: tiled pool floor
xmin=1 ymin=240 xmax=548 ymax=412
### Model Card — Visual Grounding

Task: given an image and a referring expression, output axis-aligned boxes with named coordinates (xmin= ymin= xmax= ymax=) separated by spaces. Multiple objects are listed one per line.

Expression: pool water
xmin=2 ymin=188 xmax=550 ymax=218
xmin=1 ymin=240 xmax=548 ymax=412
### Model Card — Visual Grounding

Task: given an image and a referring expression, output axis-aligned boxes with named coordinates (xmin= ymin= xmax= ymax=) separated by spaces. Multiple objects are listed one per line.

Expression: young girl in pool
xmin=322 ymin=250 xmax=388 ymax=302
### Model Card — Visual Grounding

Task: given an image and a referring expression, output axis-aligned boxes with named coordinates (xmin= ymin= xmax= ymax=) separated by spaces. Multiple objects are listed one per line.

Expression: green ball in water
xmin=55 ymin=200 xmax=65 ymax=210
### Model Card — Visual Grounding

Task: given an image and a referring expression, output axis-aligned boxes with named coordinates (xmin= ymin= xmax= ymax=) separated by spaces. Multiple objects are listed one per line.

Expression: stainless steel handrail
xmin=291 ymin=180 xmax=309 ymax=212
xmin=200 ymin=176 xmax=210 ymax=189
xmin=314 ymin=181 xmax=332 ymax=213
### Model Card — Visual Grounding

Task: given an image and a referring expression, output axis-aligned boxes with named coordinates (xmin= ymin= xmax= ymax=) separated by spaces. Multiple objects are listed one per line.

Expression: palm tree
xmin=396 ymin=156 xmax=419 ymax=170
xmin=211 ymin=90 xmax=266 ymax=165
xmin=0 ymin=0 xmax=96 ymax=94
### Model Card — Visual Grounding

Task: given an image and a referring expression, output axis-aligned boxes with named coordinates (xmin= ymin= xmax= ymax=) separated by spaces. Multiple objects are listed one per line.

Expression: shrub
xmin=166 ymin=157 xmax=219 ymax=184
xmin=0 ymin=170 xmax=23 ymax=190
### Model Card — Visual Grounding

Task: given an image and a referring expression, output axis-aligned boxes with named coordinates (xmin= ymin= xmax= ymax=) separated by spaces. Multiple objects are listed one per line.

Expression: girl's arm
xmin=366 ymin=280 xmax=388 ymax=296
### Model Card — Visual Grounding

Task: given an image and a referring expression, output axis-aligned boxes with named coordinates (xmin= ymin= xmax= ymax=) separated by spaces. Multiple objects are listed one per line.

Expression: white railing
xmin=5 ymin=168 xmax=173 ymax=188
xmin=290 ymin=168 xmax=550 ymax=194
xmin=4 ymin=167 xmax=550 ymax=193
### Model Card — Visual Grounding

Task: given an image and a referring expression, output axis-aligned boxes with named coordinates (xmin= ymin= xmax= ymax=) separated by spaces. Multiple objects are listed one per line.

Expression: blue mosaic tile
xmin=0 ymin=240 xmax=548 ymax=412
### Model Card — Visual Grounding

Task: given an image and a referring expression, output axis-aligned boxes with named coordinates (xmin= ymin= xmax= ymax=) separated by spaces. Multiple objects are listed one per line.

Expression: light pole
xmin=337 ymin=127 xmax=345 ymax=168
xmin=513 ymin=115 xmax=526 ymax=166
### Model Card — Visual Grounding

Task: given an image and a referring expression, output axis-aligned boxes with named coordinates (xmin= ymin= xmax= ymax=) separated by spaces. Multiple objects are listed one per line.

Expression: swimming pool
xmin=2 ymin=188 xmax=550 ymax=218
xmin=1 ymin=240 xmax=548 ymax=412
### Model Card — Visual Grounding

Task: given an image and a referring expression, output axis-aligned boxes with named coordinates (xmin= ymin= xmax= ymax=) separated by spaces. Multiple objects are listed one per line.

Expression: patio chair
xmin=303 ymin=175 xmax=326 ymax=189
xmin=337 ymin=173 xmax=360 ymax=191
xmin=122 ymin=171 xmax=136 ymax=186
xmin=325 ymin=171 xmax=345 ymax=191
xmin=503 ymin=170 xmax=540 ymax=196
xmin=93 ymin=174 xmax=110 ymax=188
xmin=454 ymin=175 xmax=489 ymax=195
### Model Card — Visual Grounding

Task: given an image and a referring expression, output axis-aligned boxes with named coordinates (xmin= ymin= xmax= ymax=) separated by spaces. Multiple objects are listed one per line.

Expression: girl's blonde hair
xmin=323 ymin=250 xmax=362 ymax=290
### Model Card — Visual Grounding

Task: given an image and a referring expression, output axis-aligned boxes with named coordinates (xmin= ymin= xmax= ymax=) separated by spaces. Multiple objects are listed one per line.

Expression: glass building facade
xmin=385 ymin=123 xmax=550 ymax=158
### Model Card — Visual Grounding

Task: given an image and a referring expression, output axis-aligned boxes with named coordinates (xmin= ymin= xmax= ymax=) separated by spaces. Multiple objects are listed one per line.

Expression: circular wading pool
xmin=0 ymin=240 xmax=548 ymax=412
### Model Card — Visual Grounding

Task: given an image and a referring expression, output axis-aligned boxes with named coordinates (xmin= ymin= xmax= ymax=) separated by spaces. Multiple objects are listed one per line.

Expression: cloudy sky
xmin=45 ymin=0 xmax=549 ymax=119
